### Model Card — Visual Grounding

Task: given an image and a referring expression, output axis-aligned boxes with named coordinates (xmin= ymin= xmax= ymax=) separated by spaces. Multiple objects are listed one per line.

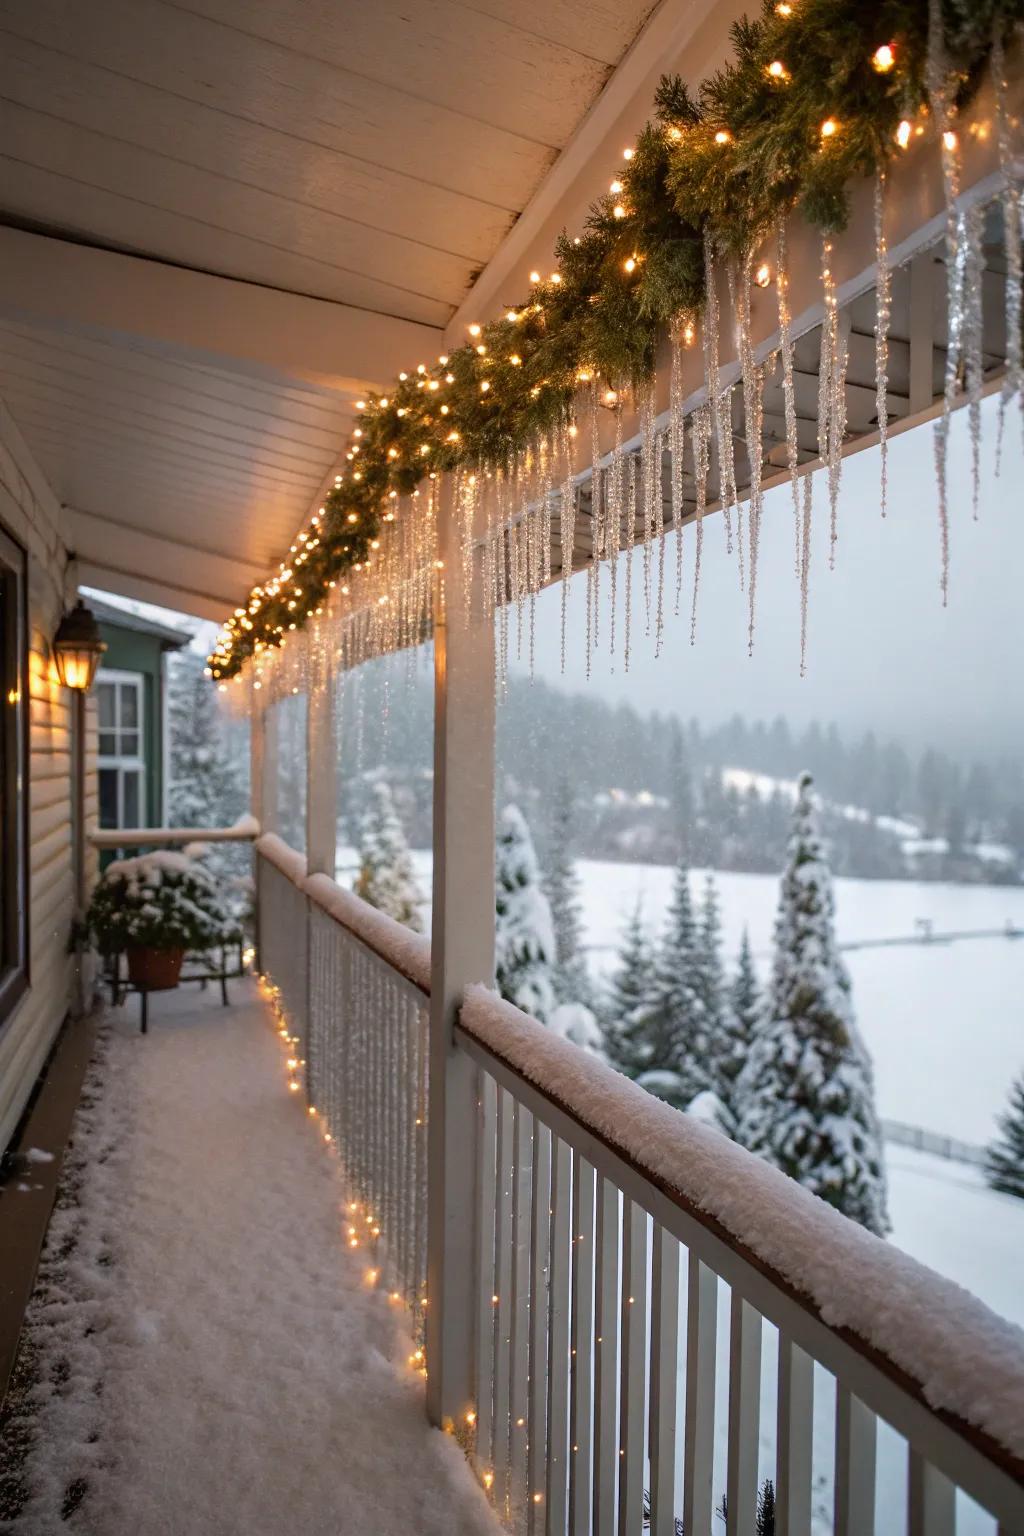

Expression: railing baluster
xmin=683 ymin=1254 xmax=717 ymax=1536
xmin=475 ymin=1072 xmax=498 ymax=1475
xmin=649 ymin=1226 xmax=680 ymax=1536
xmin=594 ymin=1176 xmax=620 ymax=1536
xmin=570 ymin=1157 xmax=596 ymax=1534
xmin=908 ymin=1453 xmax=956 ymax=1536
xmin=510 ymin=1104 xmax=534 ymax=1518
xmin=776 ymin=1333 xmax=813 ymax=1536
xmin=528 ymin=1121 xmax=552 ymax=1531
xmin=618 ymin=1199 xmax=649 ymax=1536
xmin=494 ymin=1088 xmax=515 ymax=1513
xmin=834 ymin=1385 xmax=876 ymax=1536
xmin=546 ymin=1136 xmax=572 ymax=1533
xmin=726 ymin=1292 xmax=762 ymax=1536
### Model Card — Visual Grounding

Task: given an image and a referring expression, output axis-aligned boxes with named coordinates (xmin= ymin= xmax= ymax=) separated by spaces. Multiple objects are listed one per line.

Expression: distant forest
xmin=330 ymin=663 xmax=1024 ymax=886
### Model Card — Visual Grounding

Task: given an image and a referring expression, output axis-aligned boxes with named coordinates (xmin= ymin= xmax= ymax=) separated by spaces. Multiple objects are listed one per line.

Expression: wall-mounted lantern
xmin=53 ymin=599 xmax=106 ymax=692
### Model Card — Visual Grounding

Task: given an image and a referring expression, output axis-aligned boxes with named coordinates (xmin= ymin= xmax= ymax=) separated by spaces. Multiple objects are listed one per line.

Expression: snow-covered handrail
xmin=253 ymin=832 xmax=307 ymax=886
xmin=459 ymin=983 xmax=1024 ymax=1495
xmin=253 ymin=838 xmax=431 ymax=994
xmin=303 ymin=873 xmax=431 ymax=996
xmin=91 ymin=815 xmax=260 ymax=849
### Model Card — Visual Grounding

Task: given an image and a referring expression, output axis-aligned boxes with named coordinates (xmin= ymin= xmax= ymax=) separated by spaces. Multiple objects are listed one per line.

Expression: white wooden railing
xmin=253 ymin=838 xmax=1024 ymax=1536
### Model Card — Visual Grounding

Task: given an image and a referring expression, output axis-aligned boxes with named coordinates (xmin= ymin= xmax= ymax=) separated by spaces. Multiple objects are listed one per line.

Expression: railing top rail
xmin=458 ymin=984 xmax=1024 ymax=1507
xmin=255 ymin=837 xmax=431 ymax=996
xmin=91 ymin=818 xmax=260 ymax=849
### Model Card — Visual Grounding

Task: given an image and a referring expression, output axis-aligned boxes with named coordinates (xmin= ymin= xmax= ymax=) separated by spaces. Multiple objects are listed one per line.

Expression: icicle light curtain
xmin=208 ymin=0 xmax=1024 ymax=684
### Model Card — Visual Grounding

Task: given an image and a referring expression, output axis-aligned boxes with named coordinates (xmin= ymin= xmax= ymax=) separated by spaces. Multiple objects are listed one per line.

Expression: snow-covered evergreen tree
xmin=986 ymin=1070 xmax=1024 ymax=1198
xmin=549 ymin=1002 xmax=603 ymax=1056
xmin=716 ymin=928 xmax=761 ymax=1128
xmin=691 ymin=874 xmax=727 ymax=1077
xmin=495 ymin=805 xmax=555 ymax=1022
xmin=354 ymin=780 xmax=424 ymax=931
xmin=601 ymin=904 xmax=654 ymax=1078
xmin=737 ymin=774 xmax=889 ymax=1235
xmin=167 ymin=651 xmax=245 ymax=830
xmin=545 ymin=780 xmax=595 ymax=1011
xmin=635 ymin=862 xmax=710 ymax=1111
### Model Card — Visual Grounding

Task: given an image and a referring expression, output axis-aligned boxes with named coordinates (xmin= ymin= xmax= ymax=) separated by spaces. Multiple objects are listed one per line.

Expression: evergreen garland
xmin=209 ymin=0 xmax=1023 ymax=680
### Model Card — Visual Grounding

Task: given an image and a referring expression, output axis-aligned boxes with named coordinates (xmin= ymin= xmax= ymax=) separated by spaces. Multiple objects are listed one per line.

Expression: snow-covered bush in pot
xmin=85 ymin=850 xmax=241 ymax=956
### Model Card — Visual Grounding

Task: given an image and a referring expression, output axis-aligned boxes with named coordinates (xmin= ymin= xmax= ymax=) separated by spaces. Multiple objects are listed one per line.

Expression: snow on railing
xmin=252 ymin=837 xmax=1024 ymax=1529
xmin=458 ymin=984 xmax=1024 ymax=1530
xmin=90 ymin=815 xmax=261 ymax=849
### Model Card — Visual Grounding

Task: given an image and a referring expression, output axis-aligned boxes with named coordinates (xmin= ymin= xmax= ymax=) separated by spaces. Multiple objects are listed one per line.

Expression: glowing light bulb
xmin=895 ymin=118 xmax=912 ymax=148
xmin=622 ymin=147 xmax=634 ymax=160
xmin=609 ymin=179 xmax=623 ymax=194
xmin=529 ymin=270 xmax=541 ymax=283
xmin=820 ymin=117 xmax=838 ymax=138
xmin=872 ymin=43 xmax=895 ymax=72
xmin=623 ymin=256 xmax=636 ymax=273
xmin=714 ymin=129 xmax=732 ymax=145
xmin=775 ymin=2 xmax=792 ymax=13
xmin=468 ymin=323 xmax=481 ymax=336
xmin=754 ymin=262 xmax=772 ymax=287
xmin=612 ymin=204 xmax=626 ymax=219
xmin=943 ymin=129 xmax=958 ymax=151
xmin=767 ymin=60 xmax=789 ymax=80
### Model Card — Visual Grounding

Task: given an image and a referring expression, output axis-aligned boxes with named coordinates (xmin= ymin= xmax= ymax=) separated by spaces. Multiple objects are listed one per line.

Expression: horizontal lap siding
xmin=0 ymin=397 xmax=82 ymax=1153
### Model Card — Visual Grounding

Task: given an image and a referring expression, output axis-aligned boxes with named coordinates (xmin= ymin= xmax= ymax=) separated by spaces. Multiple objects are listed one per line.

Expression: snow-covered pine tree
xmin=167 ymin=650 xmax=246 ymax=830
xmin=716 ymin=927 xmax=761 ymax=1129
xmin=986 ymin=1070 xmax=1024 ymax=1198
xmin=691 ymin=874 xmax=728 ymax=1088
xmin=737 ymin=773 xmax=889 ymax=1235
xmin=495 ymin=805 xmax=556 ymax=1023
xmin=354 ymin=780 xmax=425 ymax=931
xmin=601 ymin=904 xmax=654 ymax=1078
xmin=545 ymin=780 xmax=595 ymax=1011
xmin=635 ymin=862 xmax=710 ymax=1111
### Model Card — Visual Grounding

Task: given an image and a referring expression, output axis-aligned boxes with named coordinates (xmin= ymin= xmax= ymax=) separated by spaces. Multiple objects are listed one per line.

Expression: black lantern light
xmin=53 ymin=599 xmax=106 ymax=692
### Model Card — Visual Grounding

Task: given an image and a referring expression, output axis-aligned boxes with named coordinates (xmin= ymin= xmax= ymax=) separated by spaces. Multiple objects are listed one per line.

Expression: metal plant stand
xmin=106 ymin=941 xmax=247 ymax=1034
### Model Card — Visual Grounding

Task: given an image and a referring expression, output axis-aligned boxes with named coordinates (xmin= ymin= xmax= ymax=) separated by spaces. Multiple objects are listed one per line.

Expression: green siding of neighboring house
xmin=96 ymin=624 xmax=167 ymax=827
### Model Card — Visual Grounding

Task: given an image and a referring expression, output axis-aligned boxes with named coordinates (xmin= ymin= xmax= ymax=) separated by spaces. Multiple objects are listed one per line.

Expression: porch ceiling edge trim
xmin=0 ymin=226 xmax=445 ymax=397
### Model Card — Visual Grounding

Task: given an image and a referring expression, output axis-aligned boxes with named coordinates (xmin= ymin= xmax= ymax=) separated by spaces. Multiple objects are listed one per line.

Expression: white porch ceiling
xmin=0 ymin=0 xmax=658 ymax=615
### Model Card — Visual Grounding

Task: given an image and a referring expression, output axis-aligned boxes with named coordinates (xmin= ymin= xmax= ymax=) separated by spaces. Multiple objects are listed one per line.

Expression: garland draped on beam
xmin=208 ymin=0 xmax=1024 ymax=682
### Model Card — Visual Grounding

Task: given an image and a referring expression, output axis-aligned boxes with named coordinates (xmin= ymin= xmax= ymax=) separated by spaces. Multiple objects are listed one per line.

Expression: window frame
xmin=0 ymin=521 xmax=29 ymax=1027
xmin=96 ymin=669 xmax=146 ymax=830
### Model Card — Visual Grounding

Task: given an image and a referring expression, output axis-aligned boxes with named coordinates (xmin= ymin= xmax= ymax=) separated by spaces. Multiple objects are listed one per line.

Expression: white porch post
xmin=426 ymin=486 xmax=496 ymax=1431
xmin=252 ymin=700 xmax=279 ymax=835
xmin=305 ymin=655 xmax=337 ymax=878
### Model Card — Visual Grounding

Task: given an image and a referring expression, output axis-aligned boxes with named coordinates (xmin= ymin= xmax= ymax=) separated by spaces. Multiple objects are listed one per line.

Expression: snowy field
xmin=366 ymin=849 xmax=1024 ymax=1147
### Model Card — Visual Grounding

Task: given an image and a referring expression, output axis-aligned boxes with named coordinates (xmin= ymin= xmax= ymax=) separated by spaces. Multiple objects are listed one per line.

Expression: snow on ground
xmin=4 ymin=981 xmax=497 ymax=1536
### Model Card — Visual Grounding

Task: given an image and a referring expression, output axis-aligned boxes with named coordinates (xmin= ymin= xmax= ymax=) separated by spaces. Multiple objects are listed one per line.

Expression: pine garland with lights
xmin=209 ymin=0 xmax=1023 ymax=681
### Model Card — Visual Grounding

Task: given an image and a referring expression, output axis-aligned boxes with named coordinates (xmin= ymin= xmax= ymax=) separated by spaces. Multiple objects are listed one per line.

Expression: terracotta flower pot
xmin=126 ymin=945 xmax=185 ymax=991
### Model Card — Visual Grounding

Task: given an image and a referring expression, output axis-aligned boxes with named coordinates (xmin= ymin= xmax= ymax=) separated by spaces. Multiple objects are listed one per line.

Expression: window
xmin=96 ymin=671 xmax=145 ymax=829
xmin=0 ymin=523 xmax=28 ymax=1024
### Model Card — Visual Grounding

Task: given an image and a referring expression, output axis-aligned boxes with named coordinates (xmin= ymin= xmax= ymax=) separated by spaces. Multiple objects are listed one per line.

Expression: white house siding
xmin=0 ymin=398 xmax=90 ymax=1154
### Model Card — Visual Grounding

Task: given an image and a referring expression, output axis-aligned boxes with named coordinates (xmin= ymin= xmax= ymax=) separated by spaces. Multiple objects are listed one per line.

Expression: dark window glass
xmin=123 ymin=770 xmax=140 ymax=827
xmin=0 ymin=523 xmax=28 ymax=1025
xmin=99 ymin=767 xmax=118 ymax=829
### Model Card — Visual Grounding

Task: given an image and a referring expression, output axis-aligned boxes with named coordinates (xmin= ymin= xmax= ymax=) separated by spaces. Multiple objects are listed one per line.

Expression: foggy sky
xmin=513 ymin=393 xmax=1022 ymax=761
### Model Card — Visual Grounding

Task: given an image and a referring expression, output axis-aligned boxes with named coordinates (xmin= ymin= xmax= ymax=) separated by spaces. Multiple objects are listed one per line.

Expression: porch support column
xmin=251 ymin=699 xmax=279 ymax=835
xmin=426 ymin=484 xmax=496 ymax=1432
xmin=305 ymin=651 xmax=337 ymax=878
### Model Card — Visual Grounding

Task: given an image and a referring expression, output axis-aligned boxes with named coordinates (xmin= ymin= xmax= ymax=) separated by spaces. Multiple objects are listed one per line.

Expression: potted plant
xmin=85 ymin=850 xmax=241 ymax=990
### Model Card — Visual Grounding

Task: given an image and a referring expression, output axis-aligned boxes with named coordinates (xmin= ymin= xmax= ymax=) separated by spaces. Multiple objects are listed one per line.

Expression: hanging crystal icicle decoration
xmin=799 ymin=471 xmax=813 ymax=678
xmin=746 ymin=363 xmax=765 ymax=657
xmin=993 ymin=33 xmax=1023 ymax=465
xmin=589 ymin=384 xmax=604 ymax=652
xmin=963 ymin=200 xmax=985 ymax=519
xmin=874 ymin=170 xmax=892 ymax=518
xmin=691 ymin=402 xmax=711 ymax=645
xmin=929 ymin=0 xmax=961 ymax=603
xmin=623 ymin=454 xmax=637 ymax=671
xmin=776 ymin=219 xmax=801 ymax=568
xmin=559 ymin=420 xmax=577 ymax=673
xmin=639 ymin=381 xmax=657 ymax=631
xmin=654 ymin=430 xmax=667 ymax=658
xmin=607 ymin=408 xmax=624 ymax=662
xmin=670 ymin=324 xmax=687 ymax=615
xmin=818 ymin=238 xmax=846 ymax=569
xmin=703 ymin=234 xmax=733 ymax=555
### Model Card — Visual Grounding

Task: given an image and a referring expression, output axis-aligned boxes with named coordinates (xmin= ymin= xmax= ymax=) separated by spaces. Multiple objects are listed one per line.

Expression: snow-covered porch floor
xmin=0 ymin=980 xmax=498 ymax=1536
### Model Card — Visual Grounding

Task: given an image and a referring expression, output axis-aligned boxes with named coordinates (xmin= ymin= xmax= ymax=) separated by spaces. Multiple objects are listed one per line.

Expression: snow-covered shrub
xmin=86 ymin=851 xmax=241 ymax=954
